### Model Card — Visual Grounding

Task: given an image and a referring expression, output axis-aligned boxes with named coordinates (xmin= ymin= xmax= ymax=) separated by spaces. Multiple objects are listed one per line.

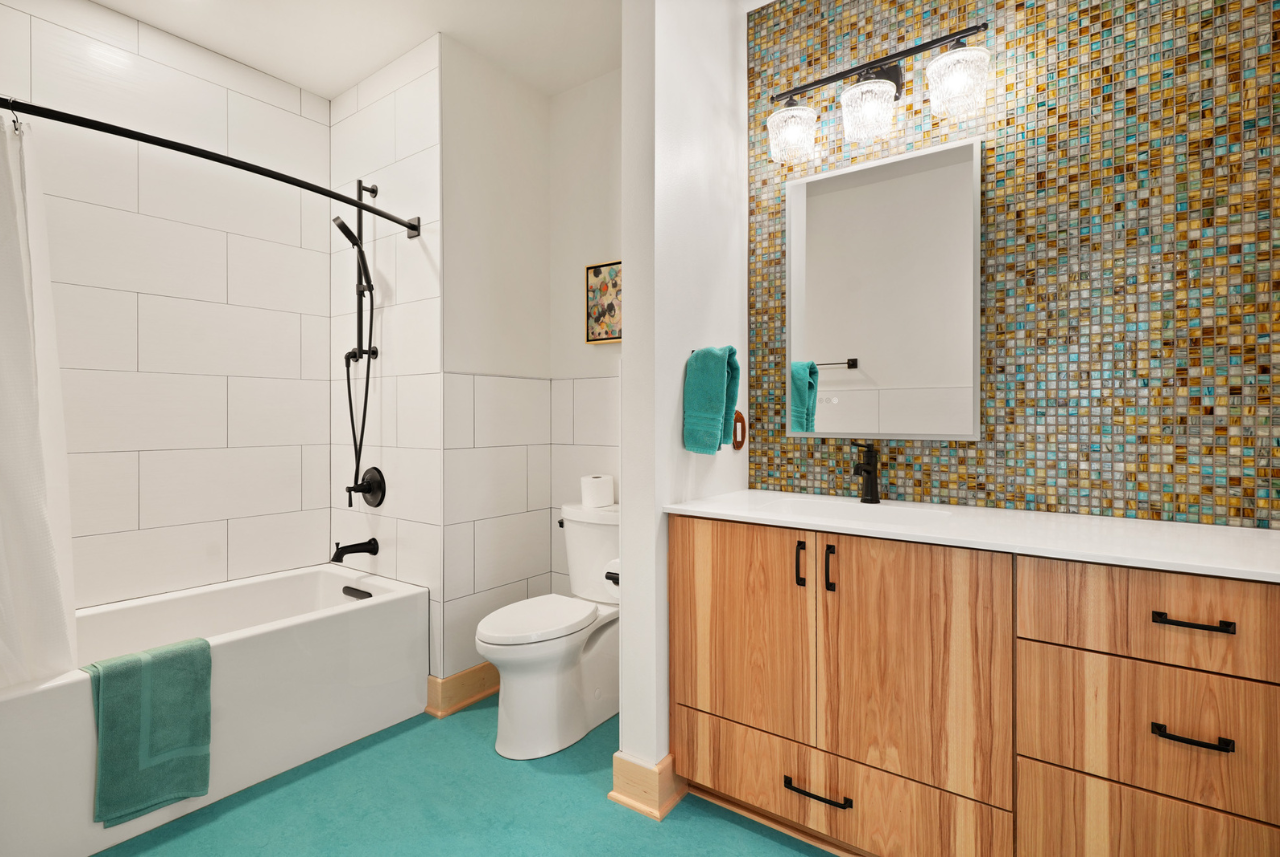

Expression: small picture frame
xmin=585 ymin=261 xmax=622 ymax=343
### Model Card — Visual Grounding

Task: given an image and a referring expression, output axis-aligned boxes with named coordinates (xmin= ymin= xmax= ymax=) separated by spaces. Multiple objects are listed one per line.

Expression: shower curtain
xmin=0 ymin=121 xmax=77 ymax=690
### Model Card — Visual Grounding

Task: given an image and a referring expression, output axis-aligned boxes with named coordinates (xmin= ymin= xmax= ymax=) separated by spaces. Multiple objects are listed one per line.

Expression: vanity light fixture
xmin=766 ymin=22 xmax=989 ymax=162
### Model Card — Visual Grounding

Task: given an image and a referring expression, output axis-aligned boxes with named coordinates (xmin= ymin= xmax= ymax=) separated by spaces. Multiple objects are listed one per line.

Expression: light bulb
xmin=840 ymin=78 xmax=897 ymax=145
xmin=925 ymin=45 xmax=991 ymax=120
xmin=767 ymin=101 xmax=817 ymax=166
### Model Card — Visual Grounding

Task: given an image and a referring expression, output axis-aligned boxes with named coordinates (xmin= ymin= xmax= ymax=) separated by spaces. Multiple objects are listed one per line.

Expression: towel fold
xmin=791 ymin=361 xmax=819 ymax=432
xmin=683 ymin=346 xmax=740 ymax=455
xmin=82 ymin=638 xmax=211 ymax=827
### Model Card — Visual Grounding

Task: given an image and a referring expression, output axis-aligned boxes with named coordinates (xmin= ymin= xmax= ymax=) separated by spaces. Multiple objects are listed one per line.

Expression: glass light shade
xmin=925 ymin=45 xmax=991 ymax=120
xmin=767 ymin=102 xmax=818 ymax=166
xmin=840 ymin=78 xmax=897 ymax=145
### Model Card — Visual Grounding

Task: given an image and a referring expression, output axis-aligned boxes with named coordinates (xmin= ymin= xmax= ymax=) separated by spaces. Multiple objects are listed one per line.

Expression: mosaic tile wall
xmin=748 ymin=0 xmax=1277 ymax=527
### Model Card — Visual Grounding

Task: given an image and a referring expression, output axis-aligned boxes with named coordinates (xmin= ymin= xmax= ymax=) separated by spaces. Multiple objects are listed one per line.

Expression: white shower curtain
xmin=0 ymin=121 xmax=77 ymax=690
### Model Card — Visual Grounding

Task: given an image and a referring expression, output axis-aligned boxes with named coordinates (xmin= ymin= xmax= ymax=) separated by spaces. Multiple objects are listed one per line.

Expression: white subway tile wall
xmin=19 ymin=0 xmax=334 ymax=605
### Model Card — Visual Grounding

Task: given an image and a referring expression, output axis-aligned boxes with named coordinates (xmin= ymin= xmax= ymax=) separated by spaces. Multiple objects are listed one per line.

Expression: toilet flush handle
xmin=604 ymin=558 xmax=620 ymax=585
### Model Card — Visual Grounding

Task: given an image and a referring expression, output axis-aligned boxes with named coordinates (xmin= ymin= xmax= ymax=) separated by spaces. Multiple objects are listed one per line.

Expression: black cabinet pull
xmin=794 ymin=540 xmax=806 ymax=587
xmin=783 ymin=775 xmax=852 ymax=809
xmin=1151 ymin=611 xmax=1236 ymax=635
xmin=1151 ymin=722 xmax=1235 ymax=753
xmin=824 ymin=545 xmax=836 ymax=592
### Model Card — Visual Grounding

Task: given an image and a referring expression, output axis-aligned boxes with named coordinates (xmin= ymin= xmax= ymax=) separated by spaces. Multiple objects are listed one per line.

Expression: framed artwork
xmin=586 ymin=261 xmax=622 ymax=343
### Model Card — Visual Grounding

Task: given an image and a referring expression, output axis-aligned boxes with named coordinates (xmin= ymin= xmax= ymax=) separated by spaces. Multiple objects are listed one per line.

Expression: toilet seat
xmin=476 ymin=594 xmax=597 ymax=645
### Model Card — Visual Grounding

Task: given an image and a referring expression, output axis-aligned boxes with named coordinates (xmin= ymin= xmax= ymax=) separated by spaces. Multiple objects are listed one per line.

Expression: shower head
xmin=332 ymin=216 xmax=372 ymax=293
xmin=332 ymin=216 xmax=359 ymax=249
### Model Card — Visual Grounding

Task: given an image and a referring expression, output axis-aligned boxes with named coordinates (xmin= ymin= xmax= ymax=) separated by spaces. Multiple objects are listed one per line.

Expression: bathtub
xmin=0 ymin=565 xmax=431 ymax=857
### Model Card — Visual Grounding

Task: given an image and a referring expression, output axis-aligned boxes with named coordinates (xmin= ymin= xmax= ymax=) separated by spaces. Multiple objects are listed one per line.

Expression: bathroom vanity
xmin=665 ymin=491 xmax=1280 ymax=856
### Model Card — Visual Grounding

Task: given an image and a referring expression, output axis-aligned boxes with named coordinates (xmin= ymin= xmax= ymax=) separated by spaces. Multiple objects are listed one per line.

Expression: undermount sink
xmin=761 ymin=497 xmax=951 ymax=527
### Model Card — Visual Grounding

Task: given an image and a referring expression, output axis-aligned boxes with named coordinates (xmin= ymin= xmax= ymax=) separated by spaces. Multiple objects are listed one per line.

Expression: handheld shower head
xmin=332 ymin=216 xmax=372 ymax=292
xmin=332 ymin=215 xmax=359 ymax=248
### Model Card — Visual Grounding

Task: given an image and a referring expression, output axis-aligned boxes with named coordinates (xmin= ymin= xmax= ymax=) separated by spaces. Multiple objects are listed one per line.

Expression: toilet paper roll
xmin=580 ymin=474 xmax=615 ymax=508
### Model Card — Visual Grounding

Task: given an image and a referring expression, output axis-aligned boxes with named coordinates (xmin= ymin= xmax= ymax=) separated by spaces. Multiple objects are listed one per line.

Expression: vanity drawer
xmin=1017 ymin=556 xmax=1280 ymax=683
xmin=671 ymin=705 xmax=1012 ymax=857
xmin=1017 ymin=640 xmax=1280 ymax=825
xmin=1018 ymin=757 xmax=1280 ymax=856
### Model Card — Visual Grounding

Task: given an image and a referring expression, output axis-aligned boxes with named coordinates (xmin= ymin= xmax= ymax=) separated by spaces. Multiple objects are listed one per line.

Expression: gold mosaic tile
xmin=747 ymin=0 xmax=1276 ymax=527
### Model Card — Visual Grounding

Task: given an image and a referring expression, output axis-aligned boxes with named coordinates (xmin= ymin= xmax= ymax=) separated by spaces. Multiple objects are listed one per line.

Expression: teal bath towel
xmin=683 ymin=346 xmax=740 ymax=455
xmin=791 ymin=361 xmax=819 ymax=432
xmin=82 ymin=638 xmax=211 ymax=828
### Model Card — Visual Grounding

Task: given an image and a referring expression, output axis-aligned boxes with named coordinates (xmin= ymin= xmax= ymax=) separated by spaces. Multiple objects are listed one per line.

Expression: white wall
xmin=618 ymin=0 xmax=750 ymax=768
xmin=1 ymin=0 xmax=333 ymax=609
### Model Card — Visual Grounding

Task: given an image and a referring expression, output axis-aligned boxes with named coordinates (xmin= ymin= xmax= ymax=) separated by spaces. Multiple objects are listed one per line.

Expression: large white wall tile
xmin=383 ymin=299 xmax=440 ymax=376
xmin=473 ymin=376 xmax=550 ymax=447
xmin=527 ymin=573 xmax=552 ymax=599
xmin=368 ymin=146 xmax=440 ymax=240
xmin=300 ymin=90 xmax=329 ymax=125
xmin=73 ymin=521 xmax=227 ymax=608
xmin=381 ymin=447 xmax=442 ymax=525
xmin=551 ymin=572 xmax=571 ymax=597
xmin=301 ymin=315 xmax=330 ymax=381
xmin=443 ymin=374 xmax=473 ymax=448
xmin=300 ymin=191 xmax=331 ymax=253
xmin=331 ymin=95 xmax=395 ymax=188
xmin=228 ymin=92 xmax=328 ymax=186
xmin=395 ymin=69 xmax=440 ymax=160
xmin=443 ymin=446 xmax=528 ymax=524
xmin=302 ymin=445 xmax=329 ymax=510
xmin=443 ymin=522 xmax=473 ymax=601
xmin=139 ymin=147 xmax=300 ymax=245
xmin=474 ymin=510 xmax=549 ymax=593
xmin=52 ymin=284 xmax=136 ymax=371
xmin=228 ymin=235 xmax=328 ymax=316
xmin=139 ymin=296 xmax=301 ymax=379
xmin=396 ymin=520 xmax=441 ymax=593
xmin=62 ymin=369 xmax=226 ymax=452
xmin=35 ymin=119 xmax=136 ymax=209
xmin=32 ymin=21 xmax=224 ymax=151
xmin=0 ymin=5 xmax=31 ymax=100
xmin=228 ymin=509 xmax=329 ymax=579
xmin=67 ymin=452 xmax=138 ymax=536
xmin=139 ymin=447 xmax=301 ymax=528
xmin=572 ymin=376 xmax=621 ymax=446
xmin=45 ymin=198 xmax=226 ymax=301
xmin=527 ymin=445 xmax=551 ymax=509
xmin=397 ymin=374 xmax=442 ymax=449
xmin=330 ymin=376 xmax=395 ymax=450
xmin=442 ymin=580 xmax=525 ymax=676
xmin=551 ymin=379 xmax=573 ymax=444
xmin=550 ymin=445 xmax=619 ymax=507
xmin=330 ymin=508 xmax=395 ymax=578
xmin=7 ymin=0 xmax=137 ymax=52
xmin=395 ymin=219 xmax=441 ymax=304
xmin=357 ymin=35 xmax=439 ymax=110
xmin=138 ymin=25 xmax=298 ymax=113
xmin=229 ymin=379 xmax=327 ymax=447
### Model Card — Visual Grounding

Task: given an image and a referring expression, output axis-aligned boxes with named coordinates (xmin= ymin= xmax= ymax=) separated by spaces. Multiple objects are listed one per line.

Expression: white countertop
xmin=664 ymin=490 xmax=1280 ymax=584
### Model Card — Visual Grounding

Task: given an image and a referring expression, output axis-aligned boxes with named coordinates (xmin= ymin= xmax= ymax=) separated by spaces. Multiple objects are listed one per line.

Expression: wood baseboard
xmin=425 ymin=661 xmax=499 ymax=719
xmin=608 ymin=753 xmax=688 ymax=821
xmin=688 ymin=785 xmax=862 ymax=857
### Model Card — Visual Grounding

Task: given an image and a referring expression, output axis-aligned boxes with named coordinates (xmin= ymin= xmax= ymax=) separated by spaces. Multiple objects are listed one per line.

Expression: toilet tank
xmin=561 ymin=503 xmax=620 ymax=604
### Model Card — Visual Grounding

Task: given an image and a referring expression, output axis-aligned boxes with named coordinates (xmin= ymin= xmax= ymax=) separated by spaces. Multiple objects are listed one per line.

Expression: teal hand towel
xmin=791 ymin=361 xmax=819 ymax=432
xmin=82 ymin=638 xmax=211 ymax=828
xmin=683 ymin=346 xmax=740 ymax=455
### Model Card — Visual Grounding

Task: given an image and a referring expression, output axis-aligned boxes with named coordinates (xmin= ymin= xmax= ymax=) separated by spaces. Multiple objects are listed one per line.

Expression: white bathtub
xmin=0 ymin=565 xmax=430 ymax=857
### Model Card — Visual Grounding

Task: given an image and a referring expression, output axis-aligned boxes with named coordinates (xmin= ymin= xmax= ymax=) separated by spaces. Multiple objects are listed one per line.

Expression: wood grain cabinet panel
xmin=816 ymin=534 xmax=1014 ymax=809
xmin=1018 ymin=757 xmax=1280 ymax=856
xmin=1018 ymin=640 xmax=1280 ymax=825
xmin=668 ymin=516 xmax=817 ymax=744
xmin=673 ymin=705 xmax=1013 ymax=857
xmin=1017 ymin=556 xmax=1280 ymax=683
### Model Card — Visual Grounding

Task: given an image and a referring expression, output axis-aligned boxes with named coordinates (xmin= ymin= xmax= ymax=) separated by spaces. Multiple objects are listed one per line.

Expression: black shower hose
xmin=344 ymin=288 xmax=375 ymax=506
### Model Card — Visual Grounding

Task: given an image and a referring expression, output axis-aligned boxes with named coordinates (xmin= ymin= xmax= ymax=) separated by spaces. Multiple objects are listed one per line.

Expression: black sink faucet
xmin=331 ymin=538 xmax=379 ymax=563
xmin=851 ymin=442 xmax=880 ymax=504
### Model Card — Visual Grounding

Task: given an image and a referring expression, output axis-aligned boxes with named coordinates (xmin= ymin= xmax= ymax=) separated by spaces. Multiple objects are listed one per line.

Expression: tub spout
xmin=332 ymin=538 xmax=379 ymax=563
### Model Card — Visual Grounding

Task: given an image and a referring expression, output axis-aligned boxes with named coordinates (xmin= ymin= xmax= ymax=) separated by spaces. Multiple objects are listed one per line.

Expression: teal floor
xmin=98 ymin=696 xmax=827 ymax=856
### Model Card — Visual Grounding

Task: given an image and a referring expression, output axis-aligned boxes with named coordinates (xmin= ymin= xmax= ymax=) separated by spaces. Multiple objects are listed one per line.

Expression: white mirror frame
xmin=784 ymin=137 xmax=983 ymax=442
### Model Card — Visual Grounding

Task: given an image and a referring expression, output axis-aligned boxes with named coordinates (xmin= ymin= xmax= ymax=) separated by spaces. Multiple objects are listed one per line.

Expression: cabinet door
xmin=669 ymin=516 xmax=817 ymax=744
xmin=815 ymin=534 xmax=1013 ymax=808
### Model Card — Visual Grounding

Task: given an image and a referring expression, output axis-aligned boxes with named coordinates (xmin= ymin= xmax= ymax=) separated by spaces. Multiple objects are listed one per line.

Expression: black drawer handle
xmin=1152 ymin=722 xmax=1235 ymax=753
xmin=1152 ymin=611 xmax=1236 ymax=635
xmin=795 ymin=540 xmax=806 ymax=587
xmin=824 ymin=545 xmax=836 ymax=592
xmin=783 ymin=775 xmax=852 ymax=809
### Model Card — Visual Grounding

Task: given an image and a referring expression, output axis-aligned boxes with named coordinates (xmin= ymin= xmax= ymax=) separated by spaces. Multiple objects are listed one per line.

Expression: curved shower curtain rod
xmin=2 ymin=96 xmax=421 ymax=238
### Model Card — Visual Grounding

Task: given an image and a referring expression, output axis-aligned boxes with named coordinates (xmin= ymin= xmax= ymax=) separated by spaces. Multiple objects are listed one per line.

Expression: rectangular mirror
xmin=786 ymin=138 xmax=981 ymax=440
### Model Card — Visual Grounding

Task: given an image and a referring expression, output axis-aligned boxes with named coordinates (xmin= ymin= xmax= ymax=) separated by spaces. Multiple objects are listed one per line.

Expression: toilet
xmin=475 ymin=502 xmax=620 ymax=760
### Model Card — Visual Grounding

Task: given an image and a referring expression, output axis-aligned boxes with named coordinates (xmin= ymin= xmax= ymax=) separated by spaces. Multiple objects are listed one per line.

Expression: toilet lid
xmin=476 ymin=594 xmax=598 ymax=645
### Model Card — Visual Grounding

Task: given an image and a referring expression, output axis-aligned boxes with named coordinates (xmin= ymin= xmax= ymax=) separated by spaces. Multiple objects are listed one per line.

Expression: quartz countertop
xmin=664 ymin=490 xmax=1280 ymax=584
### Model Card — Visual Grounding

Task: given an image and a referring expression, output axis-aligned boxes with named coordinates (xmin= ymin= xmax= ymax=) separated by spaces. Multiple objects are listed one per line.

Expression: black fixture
xmin=769 ymin=23 xmax=988 ymax=106
xmin=1151 ymin=611 xmax=1236 ymax=635
xmin=342 ymin=586 xmax=373 ymax=600
xmin=347 ymin=466 xmax=386 ymax=508
xmin=783 ymin=776 xmax=853 ymax=810
xmin=815 ymin=359 xmax=858 ymax=369
xmin=1151 ymin=722 xmax=1235 ymax=754
xmin=794 ymin=540 xmax=806 ymax=587
xmin=605 ymin=569 xmax=620 ymax=585
xmin=332 ymin=539 xmax=379 ymax=564
xmin=0 ymin=97 xmax=420 ymax=237
xmin=824 ymin=544 xmax=837 ymax=591
xmin=852 ymin=441 xmax=880 ymax=504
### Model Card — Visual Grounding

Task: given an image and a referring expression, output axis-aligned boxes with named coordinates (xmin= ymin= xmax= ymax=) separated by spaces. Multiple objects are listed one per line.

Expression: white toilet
xmin=475 ymin=502 xmax=620 ymax=760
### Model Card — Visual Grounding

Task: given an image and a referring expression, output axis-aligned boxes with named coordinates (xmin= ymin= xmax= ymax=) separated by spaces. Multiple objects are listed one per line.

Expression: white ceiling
xmin=90 ymin=0 xmax=622 ymax=99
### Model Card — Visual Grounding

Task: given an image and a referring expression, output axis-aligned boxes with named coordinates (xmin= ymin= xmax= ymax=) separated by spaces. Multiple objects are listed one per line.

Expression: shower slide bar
xmin=2 ymin=96 xmax=421 ymax=238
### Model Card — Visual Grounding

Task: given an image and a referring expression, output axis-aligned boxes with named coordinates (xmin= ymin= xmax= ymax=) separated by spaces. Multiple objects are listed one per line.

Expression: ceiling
xmin=90 ymin=0 xmax=622 ymax=98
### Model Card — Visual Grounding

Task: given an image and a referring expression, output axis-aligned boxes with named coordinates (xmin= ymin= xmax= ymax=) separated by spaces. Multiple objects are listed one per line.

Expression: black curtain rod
xmin=771 ymin=22 xmax=989 ymax=104
xmin=2 ymin=96 xmax=420 ymax=238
